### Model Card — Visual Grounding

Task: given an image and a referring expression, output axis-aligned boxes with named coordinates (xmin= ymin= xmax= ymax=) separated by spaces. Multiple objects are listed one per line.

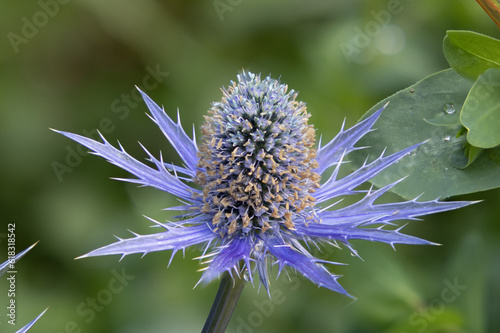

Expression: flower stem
xmin=201 ymin=272 xmax=245 ymax=333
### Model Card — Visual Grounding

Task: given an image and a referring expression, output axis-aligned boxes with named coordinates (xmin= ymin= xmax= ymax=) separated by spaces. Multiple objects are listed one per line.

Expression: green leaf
xmin=423 ymin=102 xmax=461 ymax=127
xmin=448 ymin=144 xmax=483 ymax=169
xmin=350 ymin=69 xmax=500 ymax=200
xmin=443 ymin=30 xmax=500 ymax=80
xmin=461 ymin=68 xmax=500 ymax=149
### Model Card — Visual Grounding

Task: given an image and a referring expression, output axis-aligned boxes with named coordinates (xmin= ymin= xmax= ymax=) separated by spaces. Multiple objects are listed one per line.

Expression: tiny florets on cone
xmin=196 ymin=72 xmax=320 ymax=238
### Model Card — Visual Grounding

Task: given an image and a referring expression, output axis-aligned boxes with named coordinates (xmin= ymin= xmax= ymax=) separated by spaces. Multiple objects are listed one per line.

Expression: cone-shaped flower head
xmin=196 ymin=72 xmax=319 ymax=237
xmin=55 ymin=71 xmax=473 ymax=297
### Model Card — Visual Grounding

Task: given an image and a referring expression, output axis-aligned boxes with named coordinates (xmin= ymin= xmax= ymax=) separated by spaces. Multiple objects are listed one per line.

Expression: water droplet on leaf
xmin=443 ymin=103 xmax=455 ymax=115
xmin=443 ymin=135 xmax=451 ymax=141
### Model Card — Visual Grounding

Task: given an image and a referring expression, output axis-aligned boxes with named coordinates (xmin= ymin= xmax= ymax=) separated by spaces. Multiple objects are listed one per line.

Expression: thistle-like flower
xmin=56 ymin=72 xmax=471 ymax=297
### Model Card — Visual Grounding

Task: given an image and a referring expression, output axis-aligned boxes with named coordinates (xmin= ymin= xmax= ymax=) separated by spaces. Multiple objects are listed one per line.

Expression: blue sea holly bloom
xmin=56 ymin=72 xmax=471 ymax=297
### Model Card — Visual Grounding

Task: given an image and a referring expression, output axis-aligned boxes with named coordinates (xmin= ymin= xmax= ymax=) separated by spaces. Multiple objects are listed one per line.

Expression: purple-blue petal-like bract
xmin=0 ymin=243 xmax=48 ymax=332
xmin=56 ymin=71 xmax=472 ymax=297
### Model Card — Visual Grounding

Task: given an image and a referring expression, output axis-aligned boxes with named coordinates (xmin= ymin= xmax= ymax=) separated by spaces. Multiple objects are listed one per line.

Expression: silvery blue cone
xmin=55 ymin=71 xmax=472 ymax=297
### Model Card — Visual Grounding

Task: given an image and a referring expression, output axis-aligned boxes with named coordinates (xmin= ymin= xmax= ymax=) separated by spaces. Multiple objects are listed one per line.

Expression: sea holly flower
xmin=55 ymin=72 xmax=471 ymax=298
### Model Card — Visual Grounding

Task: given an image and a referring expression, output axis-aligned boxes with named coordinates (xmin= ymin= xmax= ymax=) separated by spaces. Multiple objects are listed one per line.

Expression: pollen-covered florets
xmin=196 ymin=72 xmax=320 ymax=237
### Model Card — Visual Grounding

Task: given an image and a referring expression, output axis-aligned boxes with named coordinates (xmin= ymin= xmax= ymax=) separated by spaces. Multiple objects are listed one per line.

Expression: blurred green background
xmin=1 ymin=0 xmax=499 ymax=332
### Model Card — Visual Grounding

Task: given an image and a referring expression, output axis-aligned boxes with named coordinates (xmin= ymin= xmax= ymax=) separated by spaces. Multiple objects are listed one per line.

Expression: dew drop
xmin=443 ymin=102 xmax=455 ymax=115
xmin=243 ymin=270 xmax=251 ymax=281
xmin=443 ymin=135 xmax=451 ymax=141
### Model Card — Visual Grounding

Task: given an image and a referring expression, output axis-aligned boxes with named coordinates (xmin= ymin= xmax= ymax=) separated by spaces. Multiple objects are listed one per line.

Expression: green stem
xmin=201 ymin=272 xmax=246 ymax=333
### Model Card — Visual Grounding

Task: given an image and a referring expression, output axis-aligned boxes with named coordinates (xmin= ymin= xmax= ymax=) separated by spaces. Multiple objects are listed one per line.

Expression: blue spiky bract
xmin=0 ymin=243 xmax=48 ymax=332
xmin=56 ymin=71 xmax=472 ymax=298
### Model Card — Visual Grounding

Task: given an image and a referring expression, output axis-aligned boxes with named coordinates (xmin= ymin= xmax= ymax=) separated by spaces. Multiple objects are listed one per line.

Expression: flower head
xmin=196 ymin=73 xmax=319 ymax=237
xmin=56 ymin=72 xmax=471 ymax=297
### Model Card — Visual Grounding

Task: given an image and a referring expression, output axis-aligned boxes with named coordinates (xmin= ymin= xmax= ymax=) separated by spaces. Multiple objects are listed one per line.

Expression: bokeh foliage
xmin=0 ymin=1 xmax=499 ymax=333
